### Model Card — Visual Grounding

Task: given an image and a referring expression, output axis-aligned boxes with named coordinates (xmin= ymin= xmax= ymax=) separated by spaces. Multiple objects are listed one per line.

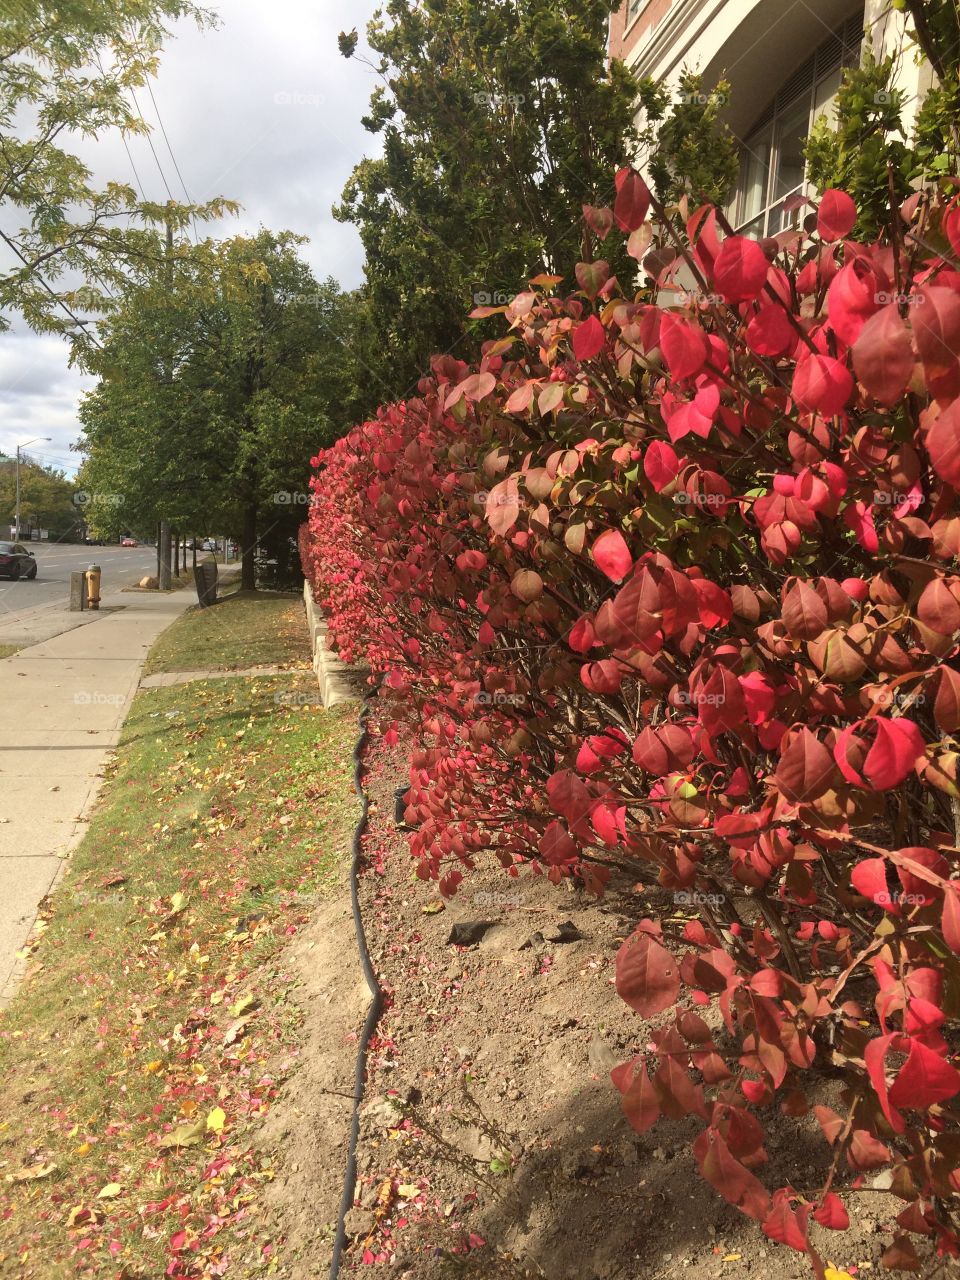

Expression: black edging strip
xmin=329 ymin=688 xmax=385 ymax=1278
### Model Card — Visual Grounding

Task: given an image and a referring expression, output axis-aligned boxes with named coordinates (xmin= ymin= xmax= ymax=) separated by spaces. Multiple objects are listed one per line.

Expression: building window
xmin=732 ymin=11 xmax=863 ymax=238
xmin=627 ymin=0 xmax=644 ymax=20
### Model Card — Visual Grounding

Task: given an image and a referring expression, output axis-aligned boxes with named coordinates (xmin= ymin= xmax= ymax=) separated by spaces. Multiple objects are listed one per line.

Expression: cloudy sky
xmin=0 ymin=0 xmax=384 ymax=475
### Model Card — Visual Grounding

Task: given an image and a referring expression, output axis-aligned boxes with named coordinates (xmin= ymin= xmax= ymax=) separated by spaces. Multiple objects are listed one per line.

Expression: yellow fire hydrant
xmin=85 ymin=564 xmax=101 ymax=610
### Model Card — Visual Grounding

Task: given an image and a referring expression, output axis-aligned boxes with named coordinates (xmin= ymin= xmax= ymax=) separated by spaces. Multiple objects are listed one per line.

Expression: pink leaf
xmin=712 ymin=235 xmax=769 ymax=302
xmin=592 ymin=528 xmax=632 ymax=582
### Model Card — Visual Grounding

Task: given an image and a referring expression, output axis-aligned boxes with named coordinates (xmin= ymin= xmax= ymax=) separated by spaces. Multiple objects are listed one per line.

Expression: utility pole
xmin=158 ymin=206 xmax=174 ymax=590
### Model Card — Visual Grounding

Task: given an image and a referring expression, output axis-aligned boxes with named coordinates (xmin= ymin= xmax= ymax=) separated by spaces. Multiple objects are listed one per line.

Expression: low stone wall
xmin=303 ymin=581 xmax=367 ymax=707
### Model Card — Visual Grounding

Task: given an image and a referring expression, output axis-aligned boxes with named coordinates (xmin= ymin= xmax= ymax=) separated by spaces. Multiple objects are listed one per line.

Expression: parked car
xmin=120 ymin=536 xmax=138 ymax=547
xmin=0 ymin=542 xmax=38 ymax=580
xmin=201 ymin=539 xmax=216 ymax=551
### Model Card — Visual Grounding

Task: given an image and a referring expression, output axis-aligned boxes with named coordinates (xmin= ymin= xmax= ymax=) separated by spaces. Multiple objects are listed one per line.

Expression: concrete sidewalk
xmin=0 ymin=588 xmax=197 ymax=1002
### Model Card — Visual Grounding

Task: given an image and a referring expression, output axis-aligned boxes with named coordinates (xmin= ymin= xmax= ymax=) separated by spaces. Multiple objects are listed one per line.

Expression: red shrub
xmin=305 ymin=176 xmax=960 ymax=1267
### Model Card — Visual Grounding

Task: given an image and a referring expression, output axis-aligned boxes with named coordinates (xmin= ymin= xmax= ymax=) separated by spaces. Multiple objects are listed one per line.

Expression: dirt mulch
xmin=262 ymin=716 xmax=927 ymax=1280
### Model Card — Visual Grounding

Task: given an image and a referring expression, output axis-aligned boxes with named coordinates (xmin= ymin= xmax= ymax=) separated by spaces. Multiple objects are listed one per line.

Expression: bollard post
xmin=69 ymin=571 xmax=88 ymax=612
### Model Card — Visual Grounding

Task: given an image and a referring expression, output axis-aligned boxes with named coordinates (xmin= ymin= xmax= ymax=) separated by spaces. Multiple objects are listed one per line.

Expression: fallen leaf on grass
xmin=223 ymin=1016 xmax=253 ymax=1046
xmin=206 ymin=1107 xmax=226 ymax=1135
xmin=229 ymin=994 xmax=259 ymax=1017
xmin=7 ymin=1163 xmax=57 ymax=1183
xmin=421 ymin=901 xmax=445 ymax=915
xmin=66 ymin=1205 xmax=103 ymax=1229
xmin=97 ymin=1183 xmax=122 ymax=1199
xmin=157 ymin=1119 xmax=206 ymax=1149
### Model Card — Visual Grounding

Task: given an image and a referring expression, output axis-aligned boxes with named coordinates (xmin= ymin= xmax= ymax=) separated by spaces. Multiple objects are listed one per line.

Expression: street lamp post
xmin=14 ymin=437 xmax=51 ymax=541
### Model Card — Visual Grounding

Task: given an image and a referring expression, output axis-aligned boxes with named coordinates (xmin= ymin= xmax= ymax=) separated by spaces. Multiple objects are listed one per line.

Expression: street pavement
xmin=0 ymin=563 xmax=198 ymax=1002
xmin=0 ymin=543 xmax=158 ymax=638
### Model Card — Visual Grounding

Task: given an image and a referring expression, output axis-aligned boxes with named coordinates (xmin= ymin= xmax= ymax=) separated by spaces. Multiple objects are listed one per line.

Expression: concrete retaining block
xmin=303 ymin=582 xmax=367 ymax=707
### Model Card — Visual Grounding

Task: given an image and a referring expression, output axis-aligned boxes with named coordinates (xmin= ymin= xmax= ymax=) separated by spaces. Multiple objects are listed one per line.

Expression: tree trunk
xmin=192 ymin=540 xmax=197 ymax=571
xmin=173 ymin=530 xmax=180 ymax=577
xmin=159 ymin=521 xmax=172 ymax=590
xmin=241 ymin=504 xmax=257 ymax=591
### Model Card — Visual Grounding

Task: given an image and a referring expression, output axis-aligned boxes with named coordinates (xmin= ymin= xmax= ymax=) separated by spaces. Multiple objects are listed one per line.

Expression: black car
xmin=0 ymin=542 xmax=38 ymax=580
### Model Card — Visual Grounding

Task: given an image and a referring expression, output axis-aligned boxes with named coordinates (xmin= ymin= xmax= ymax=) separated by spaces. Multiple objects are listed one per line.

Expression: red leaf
xmin=573 ymin=314 xmax=606 ymax=362
xmin=934 ymin=665 xmax=960 ymax=732
xmin=792 ymin=353 xmax=853 ymax=416
xmin=583 ymin=203 xmax=613 ymax=241
xmin=942 ymin=882 xmax=960 ymax=952
xmin=713 ymin=235 xmax=769 ymax=302
xmin=927 ymin=399 xmax=960 ymax=487
xmin=659 ymin=312 xmax=709 ymax=380
xmin=643 ymin=440 xmax=680 ymax=491
xmin=781 ymin=579 xmax=828 ymax=639
xmin=746 ymin=304 xmax=795 ymax=357
xmin=817 ymin=189 xmax=857 ymax=242
xmin=592 ymin=528 xmax=632 ymax=582
xmin=812 ymin=1192 xmax=849 ymax=1230
xmin=458 ymin=371 xmax=496 ymax=402
xmin=853 ymin=303 xmax=914 ymax=405
xmin=851 ymin=857 xmax=894 ymax=910
xmin=762 ymin=1191 xmax=809 ymax=1252
xmin=914 ymin=288 xmax=960 ymax=402
xmin=888 ymin=1037 xmax=960 ymax=1110
xmin=847 ymin=1128 xmax=892 ymax=1171
xmin=618 ymin=1059 xmax=660 ymax=1133
xmin=615 ymin=923 xmax=680 ymax=1016
xmin=693 ymin=1128 xmax=771 ymax=1221
xmin=613 ymin=167 xmax=651 ymax=232
xmin=862 ymin=718 xmax=925 ymax=790
xmin=775 ymin=728 xmax=836 ymax=804
xmin=865 ymin=1033 xmax=904 ymax=1133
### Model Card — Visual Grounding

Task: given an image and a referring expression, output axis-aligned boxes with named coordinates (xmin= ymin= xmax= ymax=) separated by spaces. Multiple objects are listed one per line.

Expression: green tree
xmin=806 ymin=4 xmax=960 ymax=238
xmin=0 ymin=0 xmax=232 ymax=342
xmin=78 ymin=230 xmax=366 ymax=588
xmin=0 ymin=457 xmax=80 ymax=539
xmin=335 ymin=0 xmax=641 ymax=391
xmin=636 ymin=70 xmax=739 ymax=211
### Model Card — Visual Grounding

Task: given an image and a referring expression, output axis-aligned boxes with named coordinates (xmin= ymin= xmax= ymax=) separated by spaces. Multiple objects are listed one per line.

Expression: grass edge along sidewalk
xmin=0 ymin=594 xmax=358 ymax=1279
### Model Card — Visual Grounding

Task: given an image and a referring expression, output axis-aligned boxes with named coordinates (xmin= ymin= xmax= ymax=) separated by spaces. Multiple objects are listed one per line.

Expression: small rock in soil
xmin=519 ymin=930 xmax=545 ymax=950
xmin=588 ymin=1034 xmax=618 ymax=1072
xmin=344 ymin=1207 xmax=375 ymax=1237
xmin=545 ymin=920 xmax=582 ymax=943
xmin=447 ymin=920 xmax=495 ymax=946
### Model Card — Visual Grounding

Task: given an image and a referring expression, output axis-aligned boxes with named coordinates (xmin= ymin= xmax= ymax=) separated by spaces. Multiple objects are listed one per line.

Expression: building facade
xmin=610 ymin=0 xmax=933 ymax=235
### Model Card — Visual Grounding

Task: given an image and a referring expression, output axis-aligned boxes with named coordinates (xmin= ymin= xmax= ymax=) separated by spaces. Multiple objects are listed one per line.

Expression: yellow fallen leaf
xmin=206 ymin=1107 xmax=226 ymax=1135
xmin=97 ymin=1183 xmax=122 ymax=1199
xmin=722 ymin=1255 xmax=742 ymax=1263
xmin=144 ymin=1060 xmax=164 ymax=1075
xmin=7 ymin=1163 xmax=57 ymax=1183
xmin=157 ymin=1119 xmax=206 ymax=1149
xmin=75 ymin=1143 xmax=91 ymax=1157
xmin=169 ymin=892 xmax=186 ymax=915
xmin=180 ymin=1100 xmax=198 ymax=1117
xmin=825 ymin=1270 xmax=856 ymax=1280
xmin=396 ymin=1183 xmax=419 ymax=1199
xmin=229 ymin=994 xmax=259 ymax=1017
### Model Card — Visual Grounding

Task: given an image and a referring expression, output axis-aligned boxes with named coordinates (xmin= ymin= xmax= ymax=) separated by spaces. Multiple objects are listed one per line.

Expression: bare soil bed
xmin=264 ymin=715 xmax=928 ymax=1280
